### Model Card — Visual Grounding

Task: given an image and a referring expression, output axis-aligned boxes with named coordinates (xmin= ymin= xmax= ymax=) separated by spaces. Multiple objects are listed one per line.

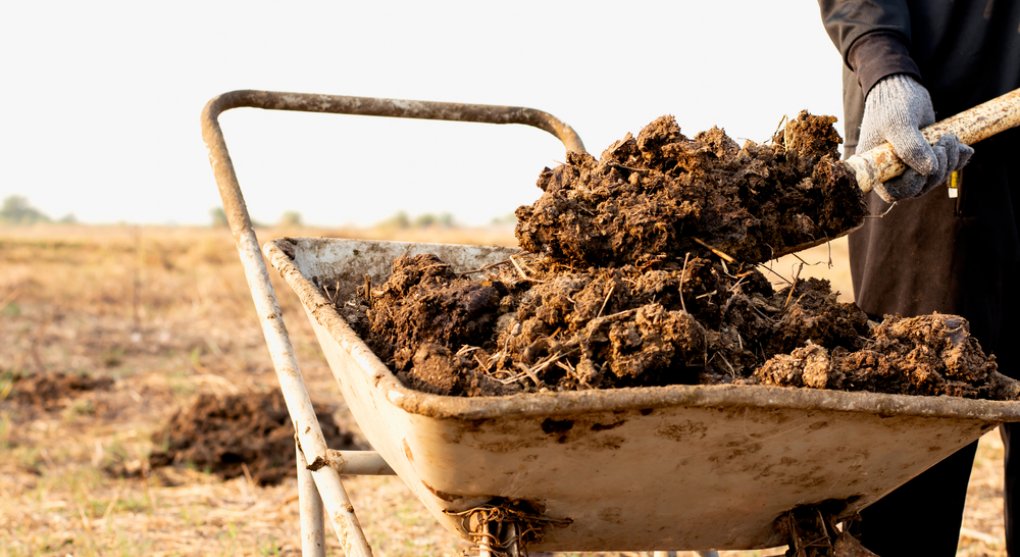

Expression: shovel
xmin=778 ymin=86 xmax=1020 ymax=258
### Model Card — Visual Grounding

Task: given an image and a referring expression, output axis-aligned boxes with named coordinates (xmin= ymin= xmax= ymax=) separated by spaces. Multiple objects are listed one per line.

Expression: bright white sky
xmin=0 ymin=2 xmax=844 ymax=227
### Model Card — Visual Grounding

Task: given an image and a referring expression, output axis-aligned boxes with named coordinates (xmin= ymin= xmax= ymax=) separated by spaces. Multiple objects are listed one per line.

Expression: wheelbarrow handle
xmin=200 ymin=90 xmax=586 ymax=557
xmin=846 ymin=87 xmax=1020 ymax=193
xmin=203 ymin=90 xmax=586 ymax=242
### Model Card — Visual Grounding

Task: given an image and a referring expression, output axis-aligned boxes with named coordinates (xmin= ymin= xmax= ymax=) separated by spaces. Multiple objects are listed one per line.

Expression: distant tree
xmin=413 ymin=212 xmax=457 ymax=229
xmin=278 ymin=211 xmax=304 ymax=227
xmin=0 ymin=196 xmax=51 ymax=225
xmin=413 ymin=213 xmax=438 ymax=228
xmin=57 ymin=213 xmax=78 ymax=225
xmin=210 ymin=207 xmax=229 ymax=228
xmin=377 ymin=211 xmax=411 ymax=229
xmin=437 ymin=213 xmax=456 ymax=228
xmin=491 ymin=213 xmax=517 ymax=226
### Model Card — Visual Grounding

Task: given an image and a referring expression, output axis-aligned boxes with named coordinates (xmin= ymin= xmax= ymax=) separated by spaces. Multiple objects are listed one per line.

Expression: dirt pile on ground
xmin=148 ymin=390 xmax=360 ymax=485
xmin=4 ymin=370 xmax=114 ymax=410
xmin=334 ymin=113 xmax=1013 ymax=401
xmin=515 ymin=112 xmax=866 ymax=266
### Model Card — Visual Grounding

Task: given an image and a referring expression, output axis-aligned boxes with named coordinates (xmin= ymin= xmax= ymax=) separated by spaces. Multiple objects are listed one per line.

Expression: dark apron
xmin=840 ymin=60 xmax=1020 ymax=557
xmin=824 ymin=2 xmax=1020 ymax=553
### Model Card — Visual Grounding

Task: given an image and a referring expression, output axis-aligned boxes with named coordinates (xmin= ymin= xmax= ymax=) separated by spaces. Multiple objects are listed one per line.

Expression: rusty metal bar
xmin=201 ymin=89 xmax=585 ymax=556
xmin=298 ymin=440 xmax=326 ymax=557
xmin=204 ymin=89 xmax=585 ymax=154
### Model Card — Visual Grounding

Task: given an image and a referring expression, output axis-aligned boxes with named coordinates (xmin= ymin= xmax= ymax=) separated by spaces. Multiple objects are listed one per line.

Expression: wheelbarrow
xmin=201 ymin=90 xmax=1020 ymax=556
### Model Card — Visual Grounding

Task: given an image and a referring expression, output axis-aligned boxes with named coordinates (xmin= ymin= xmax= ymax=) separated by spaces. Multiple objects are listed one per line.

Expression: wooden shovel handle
xmin=845 ymin=87 xmax=1020 ymax=193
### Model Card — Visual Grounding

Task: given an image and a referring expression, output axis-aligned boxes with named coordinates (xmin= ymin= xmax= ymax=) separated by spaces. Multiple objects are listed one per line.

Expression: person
xmin=817 ymin=1 xmax=1020 ymax=555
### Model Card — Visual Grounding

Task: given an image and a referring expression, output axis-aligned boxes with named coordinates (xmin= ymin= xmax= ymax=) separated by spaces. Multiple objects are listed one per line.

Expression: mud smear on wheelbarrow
xmin=148 ymin=390 xmax=361 ymax=486
xmin=335 ymin=113 xmax=1015 ymax=401
xmin=515 ymin=111 xmax=866 ymax=266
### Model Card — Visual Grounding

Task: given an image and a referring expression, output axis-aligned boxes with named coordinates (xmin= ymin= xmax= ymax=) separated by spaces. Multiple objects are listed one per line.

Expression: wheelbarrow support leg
xmin=298 ymin=439 xmax=326 ymax=557
xmin=203 ymin=93 xmax=374 ymax=557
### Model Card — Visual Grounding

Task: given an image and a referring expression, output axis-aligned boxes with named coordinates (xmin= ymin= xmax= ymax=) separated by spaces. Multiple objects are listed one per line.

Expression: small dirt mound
xmin=148 ymin=390 xmax=359 ymax=486
xmin=515 ymin=111 xmax=865 ymax=266
xmin=4 ymin=370 xmax=114 ymax=410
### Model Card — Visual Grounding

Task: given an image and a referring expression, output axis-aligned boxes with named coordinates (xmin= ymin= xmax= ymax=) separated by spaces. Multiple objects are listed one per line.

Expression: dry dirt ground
xmin=0 ymin=225 xmax=1007 ymax=556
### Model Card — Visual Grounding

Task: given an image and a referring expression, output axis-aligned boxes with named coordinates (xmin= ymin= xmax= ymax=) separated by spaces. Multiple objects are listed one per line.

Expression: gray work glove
xmin=858 ymin=74 xmax=974 ymax=203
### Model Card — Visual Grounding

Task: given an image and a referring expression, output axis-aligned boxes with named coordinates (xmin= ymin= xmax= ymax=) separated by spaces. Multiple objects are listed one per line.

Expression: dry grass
xmin=0 ymin=225 xmax=1006 ymax=556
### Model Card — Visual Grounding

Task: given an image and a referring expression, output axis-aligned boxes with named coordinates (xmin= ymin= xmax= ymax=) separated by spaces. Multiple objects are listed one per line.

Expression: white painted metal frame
xmin=201 ymin=90 xmax=584 ymax=556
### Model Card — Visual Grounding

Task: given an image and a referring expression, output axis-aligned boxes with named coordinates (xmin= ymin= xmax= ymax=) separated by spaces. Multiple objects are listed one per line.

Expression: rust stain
xmin=541 ymin=418 xmax=574 ymax=443
xmin=466 ymin=417 xmax=494 ymax=431
xmin=580 ymin=434 xmax=625 ymax=450
xmin=472 ymin=440 xmax=537 ymax=453
xmin=306 ymin=455 xmax=329 ymax=471
xmin=726 ymin=441 xmax=763 ymax=460
xmin=598 ymin=506 xmax=624 ymax=524
xmin=657 ymin=420 xmax=709 ymax=442
xmin=421 ymin=480 xmax=464 ymax=503
xmin=591 ymin=419 xmax=627 ymax=431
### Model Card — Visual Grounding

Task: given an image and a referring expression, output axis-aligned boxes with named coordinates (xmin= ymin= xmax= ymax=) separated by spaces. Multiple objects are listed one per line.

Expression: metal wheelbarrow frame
xmin=201 ymin=90 xmax=587 ymax=556
xmin=202 ymin=90 xmax=1020 ymax=556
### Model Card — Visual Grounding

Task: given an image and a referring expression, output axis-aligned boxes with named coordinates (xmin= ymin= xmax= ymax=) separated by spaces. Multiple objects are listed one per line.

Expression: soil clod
xmin=756 ymin=314 xmax=1016 ymax=399
xmin=340 ymin=250 xmax=1013 ymax=399
xmin=515 ymin=112 xmax=866 ymax=266
xmin=332 ymin=113 xmax=1014 ymax=401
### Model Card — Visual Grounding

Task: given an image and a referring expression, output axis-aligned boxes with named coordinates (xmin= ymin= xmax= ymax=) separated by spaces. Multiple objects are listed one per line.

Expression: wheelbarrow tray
xmin=264 ymin=236 xmax=1020 ymax=552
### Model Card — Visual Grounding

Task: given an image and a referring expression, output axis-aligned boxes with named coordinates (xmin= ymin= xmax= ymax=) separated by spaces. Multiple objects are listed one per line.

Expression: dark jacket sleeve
xmin=818 ymin=0 xmax=921 ymax=95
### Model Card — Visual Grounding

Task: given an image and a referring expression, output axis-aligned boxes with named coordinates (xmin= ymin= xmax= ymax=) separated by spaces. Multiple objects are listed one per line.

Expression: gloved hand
xmin=858 ymin=74 xmax=974 ymax=203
